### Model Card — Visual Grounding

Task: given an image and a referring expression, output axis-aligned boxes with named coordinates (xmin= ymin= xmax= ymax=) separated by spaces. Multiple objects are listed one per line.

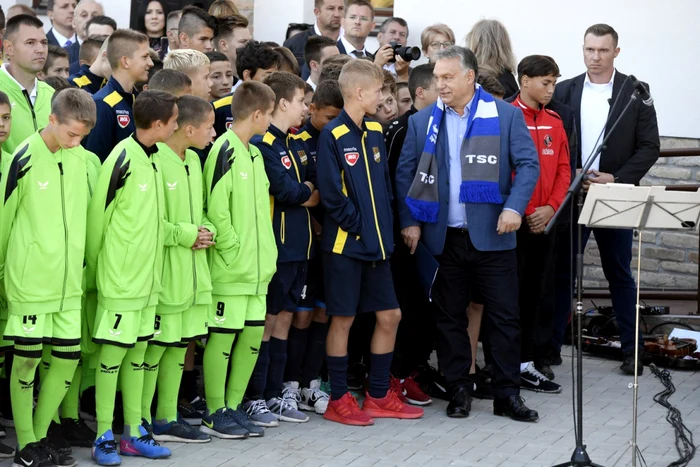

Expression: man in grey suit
xmin=396 ymin=46 xmax=540 ymax=421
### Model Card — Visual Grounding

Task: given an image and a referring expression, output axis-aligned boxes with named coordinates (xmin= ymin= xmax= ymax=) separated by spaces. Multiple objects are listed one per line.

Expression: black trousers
xmin=516 ymin=225 xmax=556 ymax=364
xmin=391 ymin=240 xmax=435 ymax=377
xmin=432 ymin=228 xmax=520 ymax=399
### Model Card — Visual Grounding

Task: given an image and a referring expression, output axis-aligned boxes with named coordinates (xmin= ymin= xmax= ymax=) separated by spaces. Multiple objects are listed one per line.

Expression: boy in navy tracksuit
xmin=282 ymin=80 xmax=344 ymax=414
xmin=83 ymin=30 xmax=153 ymax=161
xmin=246 ymin=72 xmax=319 ymax=426
xmin=316 ymin=60 xmax=423 ymax=426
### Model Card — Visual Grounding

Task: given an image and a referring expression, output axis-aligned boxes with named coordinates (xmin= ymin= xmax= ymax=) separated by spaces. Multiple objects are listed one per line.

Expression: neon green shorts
xmin=93 ymin=304 xmax=156 ymax=348
xmin=4 ymin=309 xmax=81 ymax=345
xmin=81 ymin=292 xmax=99 ymax=355
xmin=181 ymin=304 xmax=208 ymax=343
xmin=150 ymin=311 xmax=183 ymax=347
xmin=208 ymin=295 xmax=265 ymax=334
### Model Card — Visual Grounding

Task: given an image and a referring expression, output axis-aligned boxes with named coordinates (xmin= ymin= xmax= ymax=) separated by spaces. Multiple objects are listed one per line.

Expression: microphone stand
xmin=549 ymin=88 xmax=641 ymax=467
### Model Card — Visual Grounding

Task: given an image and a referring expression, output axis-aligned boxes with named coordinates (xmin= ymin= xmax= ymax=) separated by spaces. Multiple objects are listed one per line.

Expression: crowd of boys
xmin=0 ymin=0 xmax=659 ymax=466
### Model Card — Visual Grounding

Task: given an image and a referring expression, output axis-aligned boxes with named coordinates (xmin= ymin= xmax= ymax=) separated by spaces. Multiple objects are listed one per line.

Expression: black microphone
xmin=629 ymin=75 xmax=653 ymax=106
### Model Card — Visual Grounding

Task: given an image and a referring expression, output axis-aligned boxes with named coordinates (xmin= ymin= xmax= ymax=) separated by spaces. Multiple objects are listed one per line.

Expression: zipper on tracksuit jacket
xmin=22 ymin=90 xmax=38 ymax=131
xmin=185 ymin=164 xmax=198 ymax=306
xmin=360 ymin=133 xmax=386 ymax=260
xmin=58 ymin=161 xmax=68 ymax=312
xmin=285 ymin=137 xmax=313 ymax=259
xmin=149 ymin=161 xmax=161 ymax=308
xmin=252 ymin=154 xmax=261 ymax=295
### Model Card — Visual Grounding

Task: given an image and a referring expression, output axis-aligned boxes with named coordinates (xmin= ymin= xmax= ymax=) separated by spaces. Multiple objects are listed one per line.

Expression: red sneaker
xmin=402 ymin=373 xmax=433 ymax=406
xmin=363 ymin=390 xmax=424 ymax=419
xmin=324 ymin=393 xmax=375 ymax=426
xmin=390 ymin=375 xmax=408 ymax=403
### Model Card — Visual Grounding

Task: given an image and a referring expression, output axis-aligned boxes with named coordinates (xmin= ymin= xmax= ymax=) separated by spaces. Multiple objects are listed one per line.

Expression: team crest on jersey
xmin=226 ymin=121 xmax=233 ymax=130
xmin=117 ymin=114 xmax=131 ymax=129
xmin=544 ymin=134 xmax=553 ymax=147
xmin=345 ymin=152 xmax=359 ymax=166
xmin=373 ymin=147 xmax=381 ymax=163
xmin=281 ymin=155 xmax=292 ymax=169
xmin=298 ymin=150 xmax=308 ymax=165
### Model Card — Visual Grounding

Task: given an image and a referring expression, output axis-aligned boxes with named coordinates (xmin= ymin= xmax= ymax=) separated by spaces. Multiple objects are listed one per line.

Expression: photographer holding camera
xmin=375 ymin=17 xmax=420 ymax=81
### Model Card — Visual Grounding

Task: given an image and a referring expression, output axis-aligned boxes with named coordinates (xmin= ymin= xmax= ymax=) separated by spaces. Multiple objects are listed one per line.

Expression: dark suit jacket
xmin=336 ymin=39 xmax=374 ymax=59
xmin=47 ymin=29 xmax=81 ymax=73
xmin=395 ymin=99 xmax=540 ymax=254
xmin=553 ymin=70 xmax=660 ymax=185
xmin=283 ymin=28 xmax=318 ymax=70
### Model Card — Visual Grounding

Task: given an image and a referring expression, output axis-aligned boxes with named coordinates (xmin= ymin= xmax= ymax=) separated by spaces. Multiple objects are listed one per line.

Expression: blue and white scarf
xmin=405 ymin=84 xmax=502 ymax=223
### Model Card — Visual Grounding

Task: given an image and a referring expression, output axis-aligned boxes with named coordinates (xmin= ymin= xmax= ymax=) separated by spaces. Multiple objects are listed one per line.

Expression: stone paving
xmin=1 ymin=346 xmax=698 ymax=467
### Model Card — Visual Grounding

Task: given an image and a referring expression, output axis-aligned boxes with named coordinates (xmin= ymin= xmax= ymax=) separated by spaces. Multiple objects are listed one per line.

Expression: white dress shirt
xmin=340 ymin=36 xmax=368 ymax=58
xmin=51 ymin=28 xmax=77 ymax=47
xmin=306 ymin=76 xmax=317 ymax=91
xmin=580 ymin=70 xmax=615 ymax=172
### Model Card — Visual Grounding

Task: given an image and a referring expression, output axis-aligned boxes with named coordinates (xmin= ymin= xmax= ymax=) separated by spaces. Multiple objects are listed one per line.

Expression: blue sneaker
xmin=119 ymin=425 xmax=171 ymax=459
xmin=153 ymin=420 xmax=211 ymax=443
xmin=200 ymin=408 xmax=249 ymax=439
xmin=92 ymin=430 xmax=121 ymax=466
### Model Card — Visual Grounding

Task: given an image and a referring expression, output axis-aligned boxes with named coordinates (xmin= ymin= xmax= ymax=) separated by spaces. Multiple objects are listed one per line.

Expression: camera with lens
xmin=389 ymin=41 xmax=421 ymax=62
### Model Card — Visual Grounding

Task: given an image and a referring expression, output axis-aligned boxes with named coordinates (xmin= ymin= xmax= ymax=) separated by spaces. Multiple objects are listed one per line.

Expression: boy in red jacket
xmin=511 ymin=55 xmax=570 ymax=395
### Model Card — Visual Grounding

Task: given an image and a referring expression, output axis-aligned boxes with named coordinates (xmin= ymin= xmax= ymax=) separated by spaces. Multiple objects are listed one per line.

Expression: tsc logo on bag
xmin=345 ymin=152 xmax=359 ymax=166
xmin=281 ymin=155 xmax=292 ymax=170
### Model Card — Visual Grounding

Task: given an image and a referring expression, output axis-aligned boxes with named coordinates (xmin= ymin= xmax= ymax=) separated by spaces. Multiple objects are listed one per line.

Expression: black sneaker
xmin=0 ymin=440 xmax=14 ymax=458
xmin=12 ymin=442 xmax=53 ymax=467
xmin=620 ymin=349 xmax=644 ymax=376
xmin=535 ymin=362 xmax=555 ymax=381
xmin=521 ymin=362 xmax=562 ymax=394
xmin=79 ymin=385 xmax=96 ymax=420
xmin=427 ymin=370 xmax=450 ymax=401
xmin=178 ymin=398 xmax=203 ymax=426
xmin=190 ymin=396 xmax=207 ymax=414
xmin=472 ymin=371 xmax=494 ymax=400
xmin=347 ymin=363 xmax=366 ymax=391
xmin=40 ymin=438 xmax=77 ymax=467
xmin=46 ymin=422 xmax=73 ymax=456
xmin=60 ymin=417 xmax=96 ymax=448
xmin=550 ymin=349 xmax=563 ymax=366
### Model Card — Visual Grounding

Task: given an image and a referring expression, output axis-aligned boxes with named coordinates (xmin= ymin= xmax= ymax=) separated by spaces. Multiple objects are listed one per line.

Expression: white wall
xmin=394 ymin=0 xmax=700 ymax=138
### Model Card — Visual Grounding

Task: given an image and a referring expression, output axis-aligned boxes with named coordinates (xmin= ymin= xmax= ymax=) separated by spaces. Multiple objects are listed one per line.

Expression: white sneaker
xmin=299 ymin=380 xmax=329 ymax=414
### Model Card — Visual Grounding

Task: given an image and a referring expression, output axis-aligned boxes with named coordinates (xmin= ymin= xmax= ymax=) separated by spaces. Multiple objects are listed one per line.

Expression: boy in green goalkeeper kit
xmin=86 ymin=91 xmax=178 ymax=466
xmin=200 ymin=81 xmax=278 ymax=439
xmin=141 ymin=96 xmax=216 ymax=444
xmin=0 ymin=89 xmax=96 ymax=467
xmin=0 ymin=91 xmax=16 ymax=459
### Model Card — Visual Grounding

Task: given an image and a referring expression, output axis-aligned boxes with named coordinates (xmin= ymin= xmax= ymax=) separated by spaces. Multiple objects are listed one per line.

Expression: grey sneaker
xmin=267 ymin=384 xmax=309 ymax=423
xmin=228 ymin=407 xmax=265 ymax=437
xmin=199 ymin=408 xmax=249 ymax=439
xmin=243 ymin=399 xmax=279 ymax=428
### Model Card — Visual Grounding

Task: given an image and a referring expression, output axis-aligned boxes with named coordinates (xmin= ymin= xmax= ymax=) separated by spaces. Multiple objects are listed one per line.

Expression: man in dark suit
xmin=284 ymin=0 xmax=345 ymax=72
xmin=552 ymin=23 xmax=660 ymax=375
xmin=395 ymin=46 xmax=540 ymax=422
xmin=46 ymin=0 xmax=80 ymax=72
xmin=335 ymin=0 xmax=375 ymax=59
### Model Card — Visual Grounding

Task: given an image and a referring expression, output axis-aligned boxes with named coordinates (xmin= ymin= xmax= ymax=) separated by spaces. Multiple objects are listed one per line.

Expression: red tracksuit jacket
xmin=512 ymin=96 xmax=571 ymax=217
